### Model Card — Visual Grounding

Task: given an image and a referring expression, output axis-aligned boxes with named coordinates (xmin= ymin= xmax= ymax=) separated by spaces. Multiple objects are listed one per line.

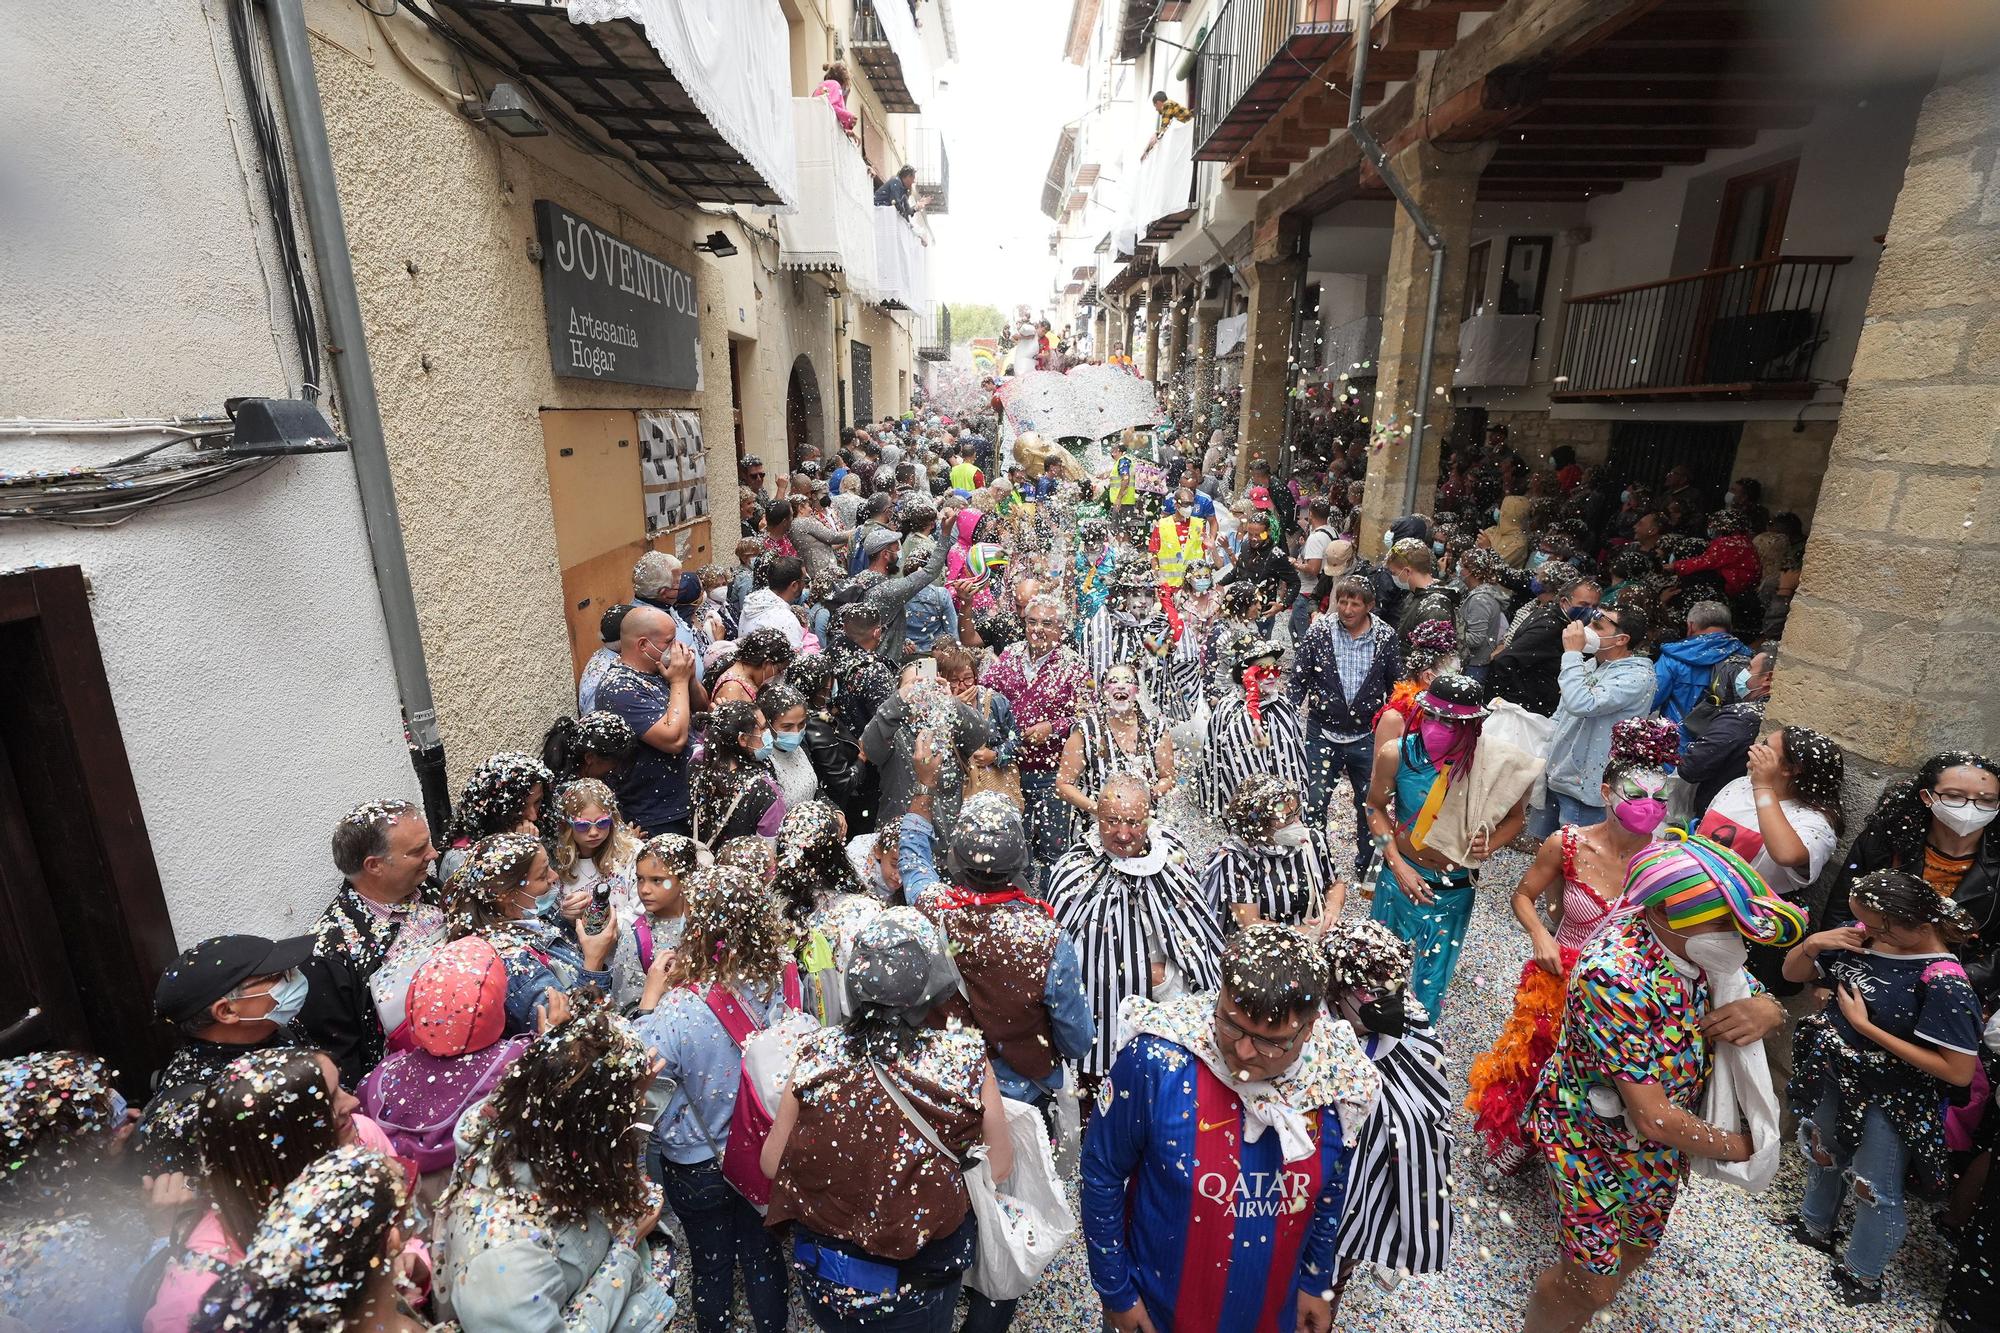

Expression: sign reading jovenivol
xmin=534 ymin=200 xmax=699 ymax=391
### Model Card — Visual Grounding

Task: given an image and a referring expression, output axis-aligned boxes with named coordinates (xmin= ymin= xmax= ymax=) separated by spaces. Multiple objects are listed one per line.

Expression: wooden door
xmin=541 ymin=409 xmax=647 ymax=683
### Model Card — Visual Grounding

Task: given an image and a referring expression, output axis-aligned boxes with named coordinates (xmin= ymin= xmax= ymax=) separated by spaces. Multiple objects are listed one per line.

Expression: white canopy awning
xmin=776 ymin=98 xmax=877 ymax=290
xmin=571 ymin=0 xmax=799 ymax=210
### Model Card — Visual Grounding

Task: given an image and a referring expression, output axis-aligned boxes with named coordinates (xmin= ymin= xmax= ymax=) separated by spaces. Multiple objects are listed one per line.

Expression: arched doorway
xmin=786 ymin=354 xmax=825 ymax=471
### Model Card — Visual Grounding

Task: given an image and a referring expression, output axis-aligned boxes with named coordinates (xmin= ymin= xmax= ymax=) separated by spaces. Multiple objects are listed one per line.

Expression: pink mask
xmin=1614 ymin=798 xmax=1667 ymax=836
xmin=1418 ymin=718 xmax=1461 ymax=760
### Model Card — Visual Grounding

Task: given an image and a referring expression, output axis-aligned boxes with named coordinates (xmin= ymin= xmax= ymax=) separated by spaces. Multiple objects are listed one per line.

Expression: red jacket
xmin=1672 ymin=533 xmax=1761 ymax=595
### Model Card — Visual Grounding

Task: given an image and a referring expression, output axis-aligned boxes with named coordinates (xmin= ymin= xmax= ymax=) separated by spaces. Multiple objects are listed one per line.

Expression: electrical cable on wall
xmin=0 ymin=430 xmax=280 ymax=528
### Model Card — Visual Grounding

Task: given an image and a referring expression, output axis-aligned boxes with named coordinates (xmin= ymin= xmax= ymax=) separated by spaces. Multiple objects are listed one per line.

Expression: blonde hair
xmin=552 ymin=779 xmax=641 ymax=877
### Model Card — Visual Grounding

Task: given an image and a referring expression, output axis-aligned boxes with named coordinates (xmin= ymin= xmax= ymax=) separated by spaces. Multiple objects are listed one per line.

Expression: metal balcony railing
xmin=910 ymin=126 xmax=950 ymax=214
xmin=918 ymin=303 xmax=953 ymax=360
xmin=1192 ymin=0 xmax=1350 ymax=163
xmin=1552 ymin=255 xmax=1852 ymax=400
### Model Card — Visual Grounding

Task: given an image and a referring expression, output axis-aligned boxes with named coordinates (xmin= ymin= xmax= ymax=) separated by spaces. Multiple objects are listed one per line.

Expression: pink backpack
xmin=704 ymin=963 xmax=812 ymax=1212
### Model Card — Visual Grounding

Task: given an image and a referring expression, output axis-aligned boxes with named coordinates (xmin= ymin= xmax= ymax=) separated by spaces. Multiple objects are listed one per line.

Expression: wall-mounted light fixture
xmin=463 ymin=82 xmax=547 ymax=137
xmin=693 ymin=231 xmax=738 ymax=259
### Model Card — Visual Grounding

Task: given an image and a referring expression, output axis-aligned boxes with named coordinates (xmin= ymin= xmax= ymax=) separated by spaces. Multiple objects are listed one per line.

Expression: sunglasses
xmin=569 ymin=816 xmax=614 ymax=835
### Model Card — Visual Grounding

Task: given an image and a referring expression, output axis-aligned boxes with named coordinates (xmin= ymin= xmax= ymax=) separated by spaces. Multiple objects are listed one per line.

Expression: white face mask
xmin=1682 ymin=929 xmax=1747 ymax=979
xmin=1272 ymin=824 xmax=1310 ymax=850
xmin=1581 ymin=628 xmax=1602 ymax=655
xmin=1929 ymin=799 xmax=1998 ymax=837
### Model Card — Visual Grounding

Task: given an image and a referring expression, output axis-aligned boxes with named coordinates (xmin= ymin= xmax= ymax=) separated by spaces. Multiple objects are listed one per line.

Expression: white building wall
xmin=0 ymin=5 xmax=418 ymax=943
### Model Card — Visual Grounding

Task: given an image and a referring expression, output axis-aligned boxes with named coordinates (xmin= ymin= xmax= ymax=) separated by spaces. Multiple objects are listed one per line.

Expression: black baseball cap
xmin=154 ymin=934 xmax=314 ymax=1025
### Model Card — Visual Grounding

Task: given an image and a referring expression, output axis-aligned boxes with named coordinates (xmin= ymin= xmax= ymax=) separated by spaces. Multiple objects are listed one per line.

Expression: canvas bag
xmin=869 ymin=1067 xmax=1075 ymax=1302
xmin=1422 ymin=737 xmax=1545 ymax=867
xmin=1479 ymin=697 xmax=1556 ymax=809
xmin=702 ymin=963 xmax=814 ymax=1212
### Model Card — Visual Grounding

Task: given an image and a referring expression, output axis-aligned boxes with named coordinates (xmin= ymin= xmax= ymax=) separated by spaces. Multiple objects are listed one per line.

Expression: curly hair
xmin=775 ymin=799 xmax=862 ymax=925
xmin=1849 ymin=869 xmax=1977 ymax=945
xmin=0 ymin=1052 xmax=124 ymax=1218
xmin=692 ymin=701 xmax=772 ymax=842
xmin=1604 ymin=717 xmax=1682 ymax=787
xmin=1320 ymin=918 xmax=1414 ymax=997
xmin=190 ymin=1146 xmax=406 ymax=1333
xmin=441 ymin=751 xmax=553 ymax=849
xmin=1779 ymin=724 xmax=1846 ymax=835
xmin=197 ymin=1049 xmax=341 ymax=1248
xmin=1222 ymin=774 xmax=1302 ymax=846
xmin=552 ymin=778 xmax=642 ymax=878
xmin=733 ymin=628 xmax=797 ymax=671
xmin=1401 ymin=618 xmax=1459 ymax=678
xmin=444 ymin=833 xmax=546 ymax=940
xmin=453 ymin=998 xmax=653 ymax=1228
xmin=542 ymin=711 xmax=636 ymax=784
xmin=1856 ymin=750 xmax=2000 ymax=870
xmin=678 ymin=866 xmax=796 ymax=997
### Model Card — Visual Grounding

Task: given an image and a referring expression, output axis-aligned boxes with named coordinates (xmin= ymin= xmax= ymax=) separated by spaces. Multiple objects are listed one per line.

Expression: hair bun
xmin=1610 ymin=717 xmax=1681 ymax=770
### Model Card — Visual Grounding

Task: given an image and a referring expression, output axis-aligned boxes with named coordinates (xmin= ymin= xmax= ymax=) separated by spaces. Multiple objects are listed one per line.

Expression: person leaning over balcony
xmin=1148 ymin=90 xmax=1191 ymax=143
xmin=813 ymin=62 xmax=857 ymax=135
xmin=874 ymin=165 xmax=924 ymax=218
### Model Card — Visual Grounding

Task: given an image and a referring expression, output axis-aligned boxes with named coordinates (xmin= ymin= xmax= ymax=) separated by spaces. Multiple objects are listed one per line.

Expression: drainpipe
xmin=1347 ymin=0 xmax=1446 ymax=516
xmin=260 ymin=0 xmax=452 ymax=830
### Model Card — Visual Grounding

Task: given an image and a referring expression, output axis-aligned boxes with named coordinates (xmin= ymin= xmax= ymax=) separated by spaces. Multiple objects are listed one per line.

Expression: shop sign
xmin=535 ymin=200 xmax=699 ymax=390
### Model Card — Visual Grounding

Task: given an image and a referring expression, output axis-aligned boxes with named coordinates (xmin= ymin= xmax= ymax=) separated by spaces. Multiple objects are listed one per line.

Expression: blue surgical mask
xmin=1527 ymin=551 xmax=1549 ymax=570
xmin=1390 ymin=573 xmax=1411 ymax=592
xmin=754 ymin=730 xmax=774 ymax=760
xmin=247 ymin=969 xmax=310 ymax=1028
xmin=773 ymin=729 xmax=805 ymax=752
xmin=1190 ymin=577 xmax=1213 ymax=592
xmin=1620 ymin=489 xmax=1632 ymax=504
xmin=533 ymin=885 xmax=561 ymax=916
xmin=1432 ymin=540 xmax=1446 ymax=556
xmin=107 ymin=1088 xmax=129 ymax=1123
xmin=1734 ymin=668 xmax=1752 ymax=698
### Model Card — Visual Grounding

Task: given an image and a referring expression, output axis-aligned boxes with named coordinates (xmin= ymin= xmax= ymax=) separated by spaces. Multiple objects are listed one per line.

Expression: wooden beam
xmin=1491 ymin=144 xmax=1710 ymax=163
xmin=1358 ymin=46 xmax=1423 ymax=82
xmin=1519 ymin=101 xmax=1816 ymax=127
xmin=1484 ymin=162 xmax=1665 ymax=180
xmin=1379 ymin=6 xmax=1461 ymax=52
xmin=1503 ymin=123 xmax=1761 ymax=146
xmin=1541 ymin=76 xmax=1816 ymax=104
xmin=1295 ymin=93 xmax=1346 ymax=131
xmin=1420 ymin=0 xmax=1509 ymax=12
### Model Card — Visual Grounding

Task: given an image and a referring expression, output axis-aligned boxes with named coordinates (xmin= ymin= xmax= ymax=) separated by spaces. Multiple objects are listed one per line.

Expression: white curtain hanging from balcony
xmin=777 ymin=98 xmax=878 ymax=291
xmin=1112 ymin=117 xmax=1194 ymax=256
xmin=867 ymin=207 xmax=928 ymax=310
xmin=569 ymin=0 xmax=800 ymax=210
xmin=865 ymin=0 xmax=935 ymax=111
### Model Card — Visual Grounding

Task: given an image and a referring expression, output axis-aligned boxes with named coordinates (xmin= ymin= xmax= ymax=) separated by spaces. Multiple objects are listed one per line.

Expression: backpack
xmin=1680 ymin=653 xmax=1753 ymax=745
xmin=701 ymin=963 xmax=813 ymax=1212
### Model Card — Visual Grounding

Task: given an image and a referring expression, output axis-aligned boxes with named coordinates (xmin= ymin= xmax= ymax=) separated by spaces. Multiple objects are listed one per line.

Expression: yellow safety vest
xmin=950 ymin=460 xmax=980 ymax=491
xmin=1153 ymin=515 xmax=1206 ymax=586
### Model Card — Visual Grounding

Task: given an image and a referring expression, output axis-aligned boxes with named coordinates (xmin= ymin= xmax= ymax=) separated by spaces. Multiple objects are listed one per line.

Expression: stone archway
xmin=786 ymin=354 xmax=825 ymax=471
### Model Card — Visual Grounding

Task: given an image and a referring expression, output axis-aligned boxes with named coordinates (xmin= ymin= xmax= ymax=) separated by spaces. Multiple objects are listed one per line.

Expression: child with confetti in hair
xmin=1782 ymin=869 xmax=1984 ymax=1305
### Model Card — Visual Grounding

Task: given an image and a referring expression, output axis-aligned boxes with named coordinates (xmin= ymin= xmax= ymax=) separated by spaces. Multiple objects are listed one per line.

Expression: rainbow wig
xmin=1621 ymin=829 xmax=1806 ymax=947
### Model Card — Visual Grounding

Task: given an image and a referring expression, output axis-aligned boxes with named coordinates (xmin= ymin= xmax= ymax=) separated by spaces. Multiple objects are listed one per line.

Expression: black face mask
xmin=1357 ymin=990 xmax=1409 ymax=1037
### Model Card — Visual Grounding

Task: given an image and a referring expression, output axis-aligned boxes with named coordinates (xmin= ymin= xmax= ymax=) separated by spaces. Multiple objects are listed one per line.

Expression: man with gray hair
xmin=634 ymin=550 xmax=717 ymax=662
xmin=982 ymin=592 xmax=1090 ymax=884
xmin=299 ymin=798 xmax=443 ymax=1082
xmin=856 ymin=518 xmax=950 ymax=661
xmin=1652 ymin=598 xmax=1750 ymax=726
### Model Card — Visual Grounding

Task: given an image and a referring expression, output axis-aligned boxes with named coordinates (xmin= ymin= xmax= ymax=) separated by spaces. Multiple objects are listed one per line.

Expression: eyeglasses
xmin=569 ymin=816 xmax=615 ymax=834
xmin=1932 ymin=791 xmax=2000 ymax=812
xmin=1215 ymin=1007 xmax=1307 ymax=1059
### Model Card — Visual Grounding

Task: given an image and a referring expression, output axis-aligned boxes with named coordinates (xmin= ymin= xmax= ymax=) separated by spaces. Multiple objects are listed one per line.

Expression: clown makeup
xmin=1607 ymin=770 xmax=1669 ymax=837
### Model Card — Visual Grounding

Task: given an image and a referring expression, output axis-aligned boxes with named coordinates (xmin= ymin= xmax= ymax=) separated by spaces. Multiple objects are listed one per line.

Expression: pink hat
xmin=1247 ymin=485 xmax=1273 ymax=510
xmin=408 ymin=935 xmax=508 ymax=1057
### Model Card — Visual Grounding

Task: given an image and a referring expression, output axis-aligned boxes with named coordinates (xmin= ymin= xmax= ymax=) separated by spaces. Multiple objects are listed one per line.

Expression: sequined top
xmin=769 ymin=1026 xmax=987 ymax=1260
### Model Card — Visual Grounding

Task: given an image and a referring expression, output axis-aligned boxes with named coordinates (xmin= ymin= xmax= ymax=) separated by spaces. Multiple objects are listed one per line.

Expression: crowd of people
xmin=4 ymin=406 xmax=1998 ymax=1333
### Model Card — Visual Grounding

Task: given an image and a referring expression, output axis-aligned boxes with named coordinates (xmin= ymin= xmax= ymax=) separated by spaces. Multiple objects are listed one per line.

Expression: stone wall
xmin=1768 ymin=57 xmax=2000 ymax=776
xmin=1480 ymin=410 xmax=1614 ymax=469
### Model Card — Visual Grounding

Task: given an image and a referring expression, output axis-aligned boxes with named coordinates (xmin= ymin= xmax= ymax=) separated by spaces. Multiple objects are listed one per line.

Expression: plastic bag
xmin=966 ymin=1096 xmax=1078 ymax=1301
xmin=1692 ymin=962 xmax=1782 ymax=1194
xmin=1480 ymin=697 xmax=1556 ymax=808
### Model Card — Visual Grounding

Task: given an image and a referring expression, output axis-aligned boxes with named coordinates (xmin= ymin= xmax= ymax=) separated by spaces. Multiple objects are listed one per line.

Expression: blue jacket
xmin=1289 ymin=614 xmax=1402 ymax=737
xmin=898 ymin=814 xmax=1095 ymax=1102
xmin=1652 ymin=631 xmax=1750 ymax=724
xmin=1081 ymin=1035 xmax=1350 ymax=1327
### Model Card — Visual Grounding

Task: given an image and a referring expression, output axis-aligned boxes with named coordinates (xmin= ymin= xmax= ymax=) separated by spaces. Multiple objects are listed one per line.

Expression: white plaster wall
xmin=0 ymin=3 xmax=419 ymax=944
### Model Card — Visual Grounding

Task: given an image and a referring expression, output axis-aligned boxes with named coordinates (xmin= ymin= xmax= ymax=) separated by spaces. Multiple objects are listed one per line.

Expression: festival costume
xmin=1369 ymin=734 xmax=1477 ymax=1017
xmin=1047 ymin=826 xmax=1225 ymax=1076
xmin=1523 ymin=913 xmax=1753 ymax=1275
xmin=1064 ymin=711 xmax=1167 ymax=844
xmin=1463 ymin=825 xmax=1615 ymax=1159
xmin=1080 ymin=994 xmax=1378 ymax=1332
xmin=1079 ymin=605 xmax=1169 ymax=693
xmin=1197 ymin=692 xmax=1309 ymax=818
xmin=1333 ymin=1007 xmax=1457 ymax=1277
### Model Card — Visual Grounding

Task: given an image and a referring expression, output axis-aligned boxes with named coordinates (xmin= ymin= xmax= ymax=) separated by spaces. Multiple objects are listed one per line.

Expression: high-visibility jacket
xmin=950 ymin=460 xmax=983 ymax=491
xmin=1108 ymin=455 xmax=1138 ymax=505
xmin=1151 ymin=515 xmax=1207 ymax=586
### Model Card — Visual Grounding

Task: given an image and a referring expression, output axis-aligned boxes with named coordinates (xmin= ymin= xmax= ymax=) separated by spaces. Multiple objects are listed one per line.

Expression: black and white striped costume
xmin=1065 ymin=713 xmax=1166 ymax=844
xmin=1079 ymin=607 xmax=1170 ymax=690
xmin=1047 ymin=827 xmax=1225 ymax=1076
xmin=1197 ymin=693 xmax=1309 ymax=817
xmin=1159 ymin=612 xmax=1224 ymax=721
xmin=1332 ymin=1017 xmax=1457 ymax=1275
xmin=1200 ymin=828 xmax=1336 ymax=930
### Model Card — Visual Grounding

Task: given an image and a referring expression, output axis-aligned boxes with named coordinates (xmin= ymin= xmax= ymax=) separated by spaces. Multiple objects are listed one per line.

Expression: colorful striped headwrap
xmin=1621 ymin=828 xmax=1807 ymax=947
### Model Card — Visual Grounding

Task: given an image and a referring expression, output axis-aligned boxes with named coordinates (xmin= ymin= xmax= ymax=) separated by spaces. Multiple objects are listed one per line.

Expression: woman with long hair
xmin=690 ymin=700 xmax=785 ymax=850
xmin=435 ymin=1000 xmax=676 ymax=1331
xmin=438 ymin=751 xmax=553 ymax=882
xmin=1819 ymin=749 xmax=2000 ymax=988
xmin=774 ymin=799 xmax=867 ymax=929
xmin=444 ymin=832 xmax=616 ymax=1036
xmin=763 ymin=908 xmax=1013 ymax=1332
xmin=148 ymin=1047 xmax=417 ymax=1333
xmin=190 ymin=1147 xmax=419 ymax=1332
xmin=1464 ymin=717 xmax=1680 ymax=1175
xmin=1056 ymin=661 xmax=1176 ymax=843
xmin=635 ymin=867 xmax=802 ymax=1333
xmin=542 ymin=710 xmax=636 ymax=787
xmin=813 ymin=60 xmax=857 ymax=134
xmin=0 ymin=1051 xmax=156 ymax=1333
xmin=712 ymin=628 xmax=796 ymax=707
xmin=757 ymin=682 xmax=820 ymax=813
